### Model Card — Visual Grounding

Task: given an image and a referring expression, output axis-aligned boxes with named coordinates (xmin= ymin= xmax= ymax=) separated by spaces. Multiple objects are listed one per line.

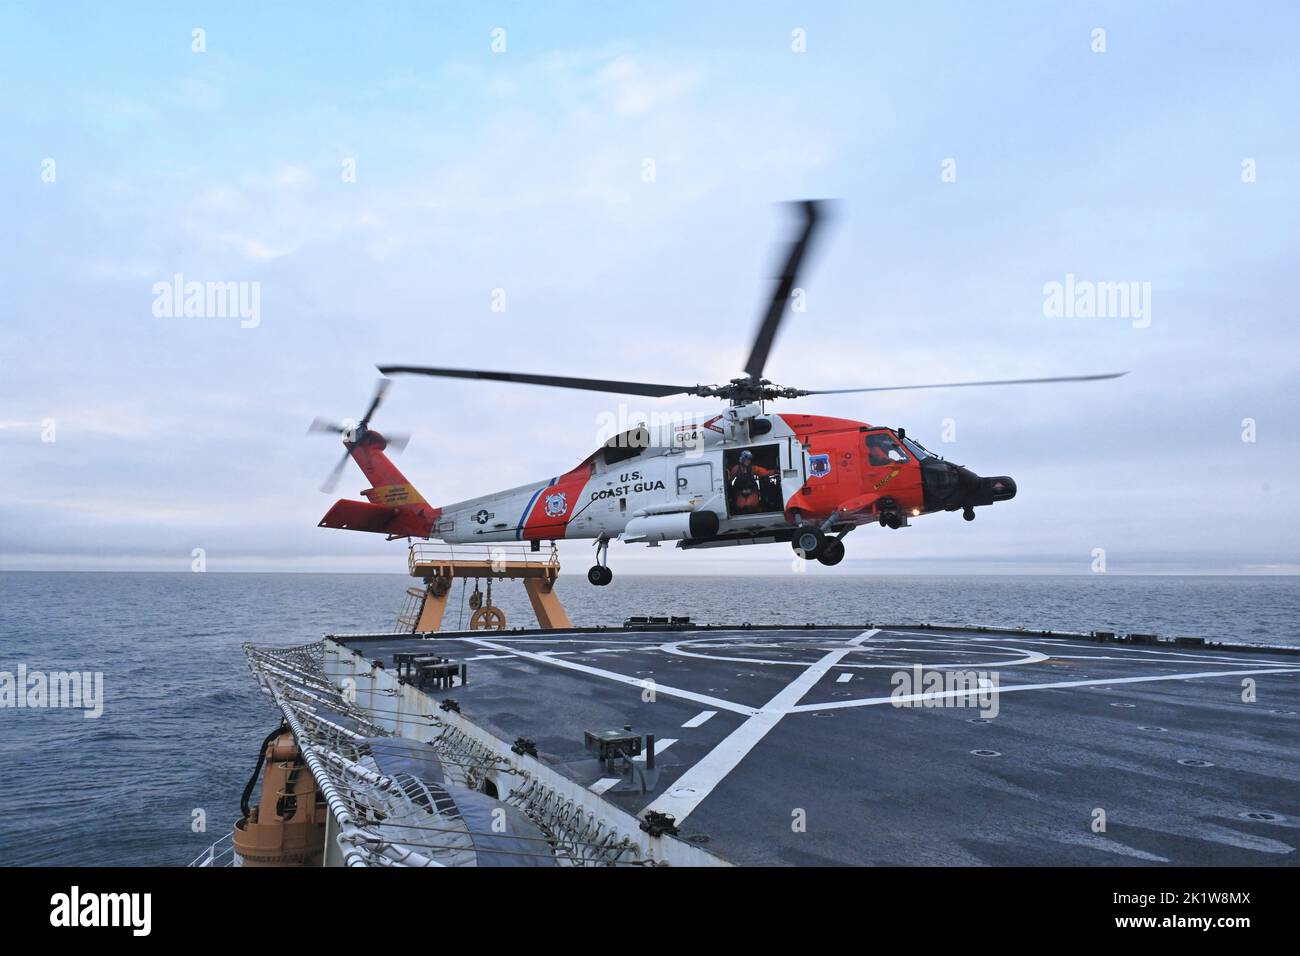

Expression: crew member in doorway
xmin=728 ymin=450 xmax=775 ymax=513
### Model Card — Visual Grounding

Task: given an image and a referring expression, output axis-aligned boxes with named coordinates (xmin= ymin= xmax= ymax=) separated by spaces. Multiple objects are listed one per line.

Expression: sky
xmin=1 ymin=1 xmax=1297 ymax=575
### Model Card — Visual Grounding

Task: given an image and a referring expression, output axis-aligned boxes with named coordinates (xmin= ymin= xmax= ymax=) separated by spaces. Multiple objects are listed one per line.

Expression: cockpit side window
xmin=865 ymin=431 xmax=909 ymax=466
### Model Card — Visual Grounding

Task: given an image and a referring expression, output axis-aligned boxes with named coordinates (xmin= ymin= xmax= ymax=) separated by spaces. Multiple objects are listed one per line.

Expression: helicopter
xmin=310 ymin=201 xmax=1124 ymax=585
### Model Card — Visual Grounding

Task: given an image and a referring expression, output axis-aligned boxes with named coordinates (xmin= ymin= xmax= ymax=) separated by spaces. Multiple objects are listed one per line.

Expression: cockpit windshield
xmin=901 ymin=436 xmax=938 ymax=460
xmin=865 ymin=431 xmax=910 ymax=466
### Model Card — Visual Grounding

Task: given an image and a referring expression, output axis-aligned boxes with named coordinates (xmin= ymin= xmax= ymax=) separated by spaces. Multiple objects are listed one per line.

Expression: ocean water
xmin=0 ymin=571 xmax=1296 ymax=866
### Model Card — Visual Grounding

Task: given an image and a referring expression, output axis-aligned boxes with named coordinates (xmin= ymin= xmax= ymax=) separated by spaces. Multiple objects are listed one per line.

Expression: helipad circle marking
xmin=1178 ymin=758 xmax=1214 ymax=768
xmin=1239 ymin=810 xmax=1284 ymax=823
xmin=1110 ymin=702 xmax=1136 ymax=708
xmin=970 ymin=749 xmax=1001 ymax=757
xmin=658 ymin=636 xmax=1047 ymax=670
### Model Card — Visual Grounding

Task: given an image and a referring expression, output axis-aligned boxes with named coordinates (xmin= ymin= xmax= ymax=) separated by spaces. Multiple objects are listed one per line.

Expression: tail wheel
xmin=792 ymin=528 xmax=824 ymax=559
xmin=469 ymin=605 xmax=507 ymax=630
xmin=817 ymin=538 xmax=846 ymax=566
xmin=587 ymin=565 xmax=613 ymax=586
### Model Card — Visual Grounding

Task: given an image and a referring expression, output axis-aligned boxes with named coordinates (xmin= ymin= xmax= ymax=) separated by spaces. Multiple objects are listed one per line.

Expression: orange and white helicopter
xmin=310 ymin=201 xmax=1123 ymax=585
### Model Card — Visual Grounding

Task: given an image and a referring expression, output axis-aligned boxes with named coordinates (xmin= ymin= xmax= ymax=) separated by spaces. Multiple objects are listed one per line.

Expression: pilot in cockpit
xmin=867 ymin=433 xmax=907 ymax=467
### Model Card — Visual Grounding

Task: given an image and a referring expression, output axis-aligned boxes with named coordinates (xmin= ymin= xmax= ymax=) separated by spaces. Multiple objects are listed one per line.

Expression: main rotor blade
xmin=320 ymin=448 xmax=351 ymax=494
xmin=744 ymin=200 xmax=826 ymax=381
xmin=378 ymin=365 xmax=701 ymax=399
xmin=801 ymin=371 xmax=1128 ymax=396
xmin=358 ymin=378 xmax=392 ymax=428
xmin=307 ymin=418 xmax=347 ymax=435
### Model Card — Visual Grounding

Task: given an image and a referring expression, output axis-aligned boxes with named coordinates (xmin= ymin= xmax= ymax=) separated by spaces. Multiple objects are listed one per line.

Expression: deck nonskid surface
xmin=340 ymin=627 xmax=1300 ymax=865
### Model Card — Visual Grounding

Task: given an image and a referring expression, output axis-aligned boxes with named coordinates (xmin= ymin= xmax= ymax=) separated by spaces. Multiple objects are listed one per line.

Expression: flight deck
xmin=303 ymin=623 xmax=1300 ymax=866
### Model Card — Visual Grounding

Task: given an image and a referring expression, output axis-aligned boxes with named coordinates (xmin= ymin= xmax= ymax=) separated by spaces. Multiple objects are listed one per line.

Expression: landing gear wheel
xmin=792 ymin=528 xmax=824 ymax=559
xmin=588 ymin=535 xmax=613 ymax=586
xmin=817 ymin=538 xmax=845 ymax=566
xmin=884 ymin=513 xmax=902 ymax=529
xmin=963 ymin=508 xmax=976 ymax=522
xmin=469 ymin=605 xmax=507 ymax=630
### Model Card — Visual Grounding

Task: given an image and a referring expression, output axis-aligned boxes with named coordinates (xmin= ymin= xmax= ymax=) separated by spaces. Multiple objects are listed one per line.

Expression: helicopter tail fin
xmin=318 ymin=436 xmax=440 ymax=538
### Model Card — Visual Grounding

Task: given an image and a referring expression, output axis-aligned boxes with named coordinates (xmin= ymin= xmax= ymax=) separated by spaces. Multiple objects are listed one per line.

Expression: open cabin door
xmin=723 ymin=444 xmax=784 ymax=516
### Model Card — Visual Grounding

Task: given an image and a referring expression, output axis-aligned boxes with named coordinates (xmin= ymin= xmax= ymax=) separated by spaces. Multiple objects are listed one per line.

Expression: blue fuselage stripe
xmin=515 ymin=477 xmax=558 ymax=540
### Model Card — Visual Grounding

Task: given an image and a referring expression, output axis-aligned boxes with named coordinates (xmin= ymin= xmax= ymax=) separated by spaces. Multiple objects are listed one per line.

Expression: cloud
xmin=3 ymin=9 xmax=1297 ymax=574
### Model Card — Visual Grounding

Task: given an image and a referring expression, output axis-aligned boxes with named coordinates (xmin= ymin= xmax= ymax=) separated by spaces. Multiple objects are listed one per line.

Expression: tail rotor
xmin=307 ymin=379 xmax=410 ymax=492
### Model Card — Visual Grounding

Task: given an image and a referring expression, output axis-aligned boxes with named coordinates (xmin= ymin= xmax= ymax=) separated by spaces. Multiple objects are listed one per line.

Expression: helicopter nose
xmin=962 ymin=470 xmax=1016 ymax=506
xmin=981 ymin=475 xmax=1017 ymax=502
xmin=919 ymin=462 xmax=1015 ymax=511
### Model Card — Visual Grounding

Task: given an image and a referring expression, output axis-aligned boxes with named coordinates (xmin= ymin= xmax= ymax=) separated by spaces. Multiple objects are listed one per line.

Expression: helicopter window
xmin=601 ymin=426 xmax=651 ymax=466
xmin=901 ymin=437 xmax=935 ymax=460
xmin=865 ymin=432 xmax=909 ymax=467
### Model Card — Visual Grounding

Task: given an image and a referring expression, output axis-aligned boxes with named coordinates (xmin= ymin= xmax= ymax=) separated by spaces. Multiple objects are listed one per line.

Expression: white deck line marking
xmin=836 ymin=672 xmax=853 ymax=683
xmin=950 ymin=635 xmax=1296 ymax=668
xmin=632 ymin=737 xmax=678 ymax=762
xmin=431 ymin=637 xmax=662 ymax=647
xmin=589 ymin=777 xmax=620 ymax=795
xmin=643 ymin=629 xmax=878 ymax=824
xmin=681 ymin=710 xmax=717 ymax=728
xmin=1040 ymin=652 xmax=1289 ymax=667
xmin=464 ymin=637 xmax=756 ymax=716
xmin=462 ymin=653 xmax=513 ymax=661
xmin=893 ymin=635 xmax=1297 ymax=670
xmin=1033 ymin=648 xmax=1295 ymax=668
xmin=788 ymin=665 xmax=1300 ymax=713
